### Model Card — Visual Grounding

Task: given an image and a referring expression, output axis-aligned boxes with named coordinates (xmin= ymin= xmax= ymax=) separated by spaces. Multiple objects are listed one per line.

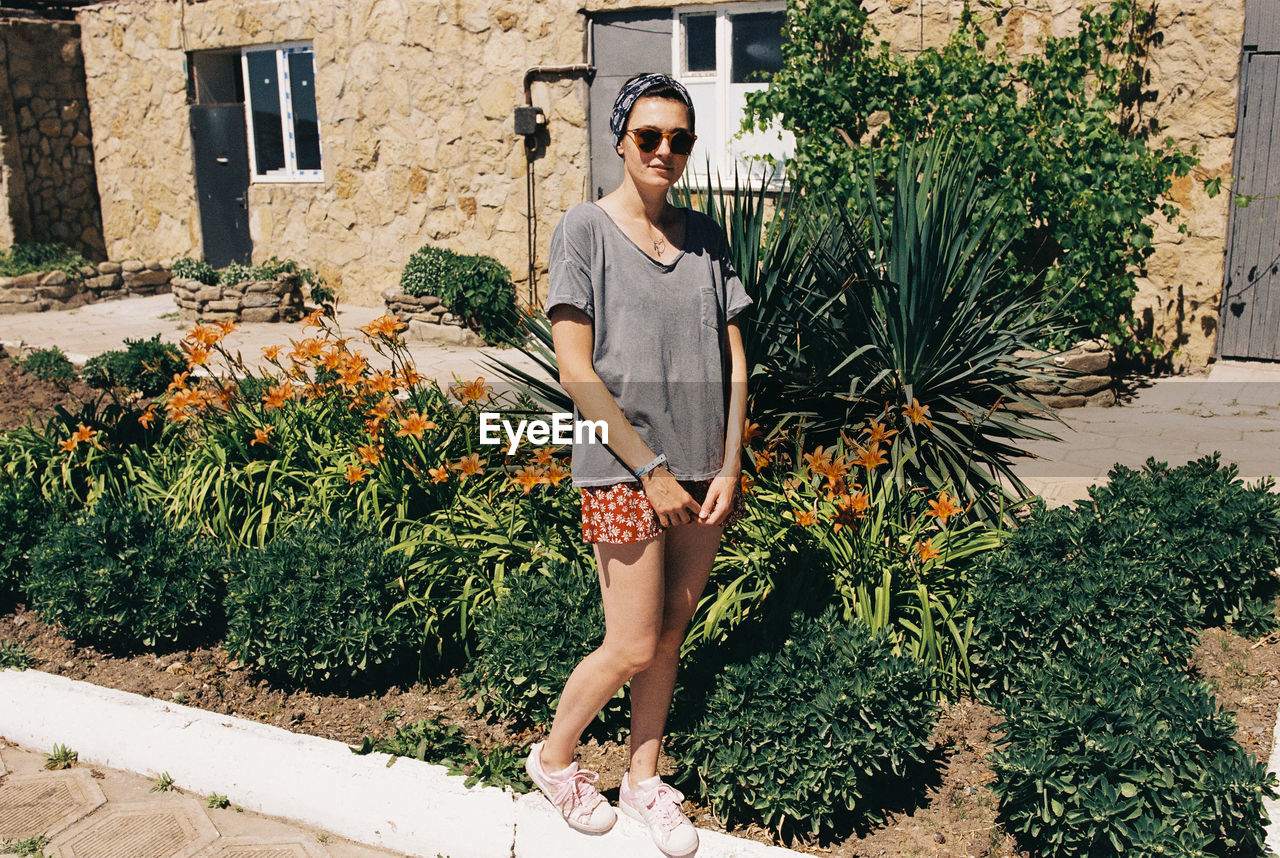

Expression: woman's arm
xmin=550 ymin=304 xmax=701 ymax=527
xmin=699 ymin=317 xmax=748 ymax=525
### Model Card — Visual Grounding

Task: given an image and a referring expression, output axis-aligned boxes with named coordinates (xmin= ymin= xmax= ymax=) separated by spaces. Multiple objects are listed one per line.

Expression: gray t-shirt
xmin=545 ymin=202 xmax=753 ymax=487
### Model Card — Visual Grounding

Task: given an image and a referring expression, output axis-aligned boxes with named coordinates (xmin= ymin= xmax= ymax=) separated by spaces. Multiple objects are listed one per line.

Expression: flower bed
xmin=0 ymin=259 xmax=172 ymax=315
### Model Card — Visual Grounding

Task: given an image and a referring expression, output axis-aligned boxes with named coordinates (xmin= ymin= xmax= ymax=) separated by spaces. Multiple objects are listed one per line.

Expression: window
xmin=241 ymin=44 xmax=323 ymax=182
xmin=673 ymin=3 xmax=791 ymax=186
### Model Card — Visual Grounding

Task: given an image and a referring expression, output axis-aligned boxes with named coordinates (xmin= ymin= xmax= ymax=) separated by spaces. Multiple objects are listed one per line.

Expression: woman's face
xmin=617 ymin=96 xmax=694 ymax=192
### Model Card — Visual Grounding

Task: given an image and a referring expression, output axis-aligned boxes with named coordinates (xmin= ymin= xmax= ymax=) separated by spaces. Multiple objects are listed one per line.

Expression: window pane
xmin=683 ymin=14 xmax=716 ymax=73
xmin=246 ymin=50 xmax=285 ymax=174
xmin=731 ymin=12 xmax=784 ymax=84
xmin=288 ymin=50 xmax=321 ymax=171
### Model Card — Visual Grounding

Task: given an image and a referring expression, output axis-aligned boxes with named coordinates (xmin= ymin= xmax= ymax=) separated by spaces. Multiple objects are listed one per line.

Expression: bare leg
xmin=626 ymin=522 xmax=723 ymax=785
xmin=540 ymin=535 xmax=668 ymax=772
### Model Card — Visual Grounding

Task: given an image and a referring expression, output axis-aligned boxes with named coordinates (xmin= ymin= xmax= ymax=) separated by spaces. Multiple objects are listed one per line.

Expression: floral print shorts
xmin=580 ymin=478 xmax=746 ymax=544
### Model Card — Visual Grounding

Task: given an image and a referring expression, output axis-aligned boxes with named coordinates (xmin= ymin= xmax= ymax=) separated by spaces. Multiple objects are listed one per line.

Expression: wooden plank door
xmin=1220 ymin=1 xmax=1280 ymax=360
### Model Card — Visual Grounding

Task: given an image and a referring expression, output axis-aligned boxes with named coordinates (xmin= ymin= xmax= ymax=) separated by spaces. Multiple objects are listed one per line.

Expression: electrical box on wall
xmin=514 ymin=106 xmax=545 ymax=137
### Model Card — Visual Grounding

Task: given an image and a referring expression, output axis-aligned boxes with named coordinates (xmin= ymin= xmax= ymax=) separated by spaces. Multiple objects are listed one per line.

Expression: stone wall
xmin=382 ymin=288 xmax=485 ymax=346
xmin=0 ymin=259 xmax=170 ymax=314
xmin=0 ymin=17 xmax=104 ymax=258
xmin=74 ymin=0 xmax=1243 ymax=368
xmin=171 ymin=274 xmax=305 ymax=323
xmin=76 ymin=0 xmax=591 ymax=309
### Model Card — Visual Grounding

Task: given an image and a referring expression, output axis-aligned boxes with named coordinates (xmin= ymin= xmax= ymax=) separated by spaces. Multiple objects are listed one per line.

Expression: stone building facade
xmin=0 ymin=16 xmax=104 ymax=257
xmin=0 ymin=0 xmax=1255 ymax=368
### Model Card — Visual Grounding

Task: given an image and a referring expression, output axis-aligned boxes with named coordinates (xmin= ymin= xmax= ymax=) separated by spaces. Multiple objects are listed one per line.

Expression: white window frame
xmin=671 ymin=1 xmax=791 ymax=188
xmin=241 ymin=41 xmax=323 ymax=183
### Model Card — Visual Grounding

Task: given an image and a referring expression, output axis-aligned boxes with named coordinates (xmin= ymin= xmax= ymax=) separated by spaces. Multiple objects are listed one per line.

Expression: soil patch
xmin=1190 ymin=626 xmax=1280 ymax=761
xmin=0 ymin=345 xmax=99 ymax=431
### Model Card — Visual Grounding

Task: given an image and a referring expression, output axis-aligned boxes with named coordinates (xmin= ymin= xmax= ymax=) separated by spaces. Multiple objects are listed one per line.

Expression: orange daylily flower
xmin=345 ymin=464 xmax=369 ymax=484
xmin=926 ymin=490 xmax=962 ymax=524
xmin=903 ymin=397 xmax=934 ymax=429
xmin=865 ymin=419 xmax=898 ymax=446
xmin=366 ymin=396 xmax=395 ymax=421
xmin=428 ymin=466 xmax=450 ymax=483
xmin=364 ymin=417 xmax=385 ymax=437
xmin=545 ymin=461 xmax=570 ymax=486
xmin=288 ymin=337 xmax=324 ymax=363
xmin=186 ymin=324 xmax=221 ymax=348
xmin=72 ymin=424 xmax=95 ymax=444
xmin=852 ymin=443 xmax=888 ymax=470
xmin=740 ymin=473 xmax=755 ymax=494
xmin=250 ymin=426 xmax=273 ymax=447
xmin=396 ymin=412 xmax=436 ymax=440
xmin=138 ymin=407 xmax=157 ymax=429
xmin=216 ymin=320 xmax=239 ymax=337
xmin=361 ymin=314 xmax=407 ymax=339
xmin=261 ymin=344 xmax=283 ymax=362
xmin=366 ymin=371 xmax=397 ymax=395
xmin=847 ymin=491 xmax=871 ymax=515
xmin=533 ymin=447 xmax=557 ymax=466
xmin=511 ymin=465 xmax=543 ymax=494
xmin=803 ymin=446 xmax=833 ymax=476
xmin=262 ymin=384 xmax=293 ymax=409
xmin=185 ymin=344 xmax=210 ymax=367
xmin=451 ymin=376 xmax=493 ymax=404
xmin=398 ymin=366 xmax=422 ymax=388
xmin=319 ymin=346 xmax=346 ymax=371
xmin=302 ymin=307 xmax=326 ymax=328
xmin=832 ymin=502 xmax=859 ymax=533
xmin=59 ymin=437 xmax=78 ymax=453
xmin=357 ymin=443 xmax=384 ymax=465
xmin=742 ymin=420 xmax=762 ymax=446
xmin=917 ymin=538 xmax=941 ymax=563
xmin=166 ymin=371 xmax=190 ymax=393
xmin=453 ymin=453 xmax=487 ymax=479
xmin=753 ymin=449 xmax=775 ymax=469
xmin=793 ymin=509 xmax=816 ymax=527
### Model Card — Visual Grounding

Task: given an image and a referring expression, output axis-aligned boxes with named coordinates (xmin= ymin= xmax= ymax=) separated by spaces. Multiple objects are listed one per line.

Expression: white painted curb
xmin=0 ymin=668 xmax=804 ymax=858
xmin=1265 ymin=699 xmax=1280 ymax=855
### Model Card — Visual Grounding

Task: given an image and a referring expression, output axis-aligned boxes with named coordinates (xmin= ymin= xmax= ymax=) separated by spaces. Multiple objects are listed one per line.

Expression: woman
xmin=523 ymin=73 xmax=751 ymax=858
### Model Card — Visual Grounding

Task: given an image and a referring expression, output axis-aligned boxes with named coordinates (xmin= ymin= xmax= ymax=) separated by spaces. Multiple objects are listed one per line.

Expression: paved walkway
xmin=0 ymin=738 xmax=398 ymax=857
xmin=2 ymin=293 xmax=1280 ymax=855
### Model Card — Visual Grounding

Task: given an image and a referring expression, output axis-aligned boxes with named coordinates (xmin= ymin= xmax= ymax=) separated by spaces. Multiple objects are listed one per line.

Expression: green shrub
xmin=171 ymin=257 xmax=217 ymax=285
xmin=83 ymin=335 xmax=185 ymax=397
xmin=991 ymin=650 xmax=1276 ymax=856
xmin=0 ymin=641 xmax=32 ymax=670
xmin=969 ymin=503 xmax=1200 ymax=695
xmin=0 ymin=242 xmax=88 ymax=278
xmin=400 ymin=244 xmax=519 ymax=344
xmin=671 ymin=605 xmax=937 ymax=838
xmin=24 ymin=495 xmax=226 ymax=654
xmin=0 ymin=478 xmax=51 ymax=612
xmin=225 ymin=517 xmax=423 ymax=691
xmin=748 ymin=0 xmax=1197 ymax=355
xmin=462 ymin=557 xmax=625 ymax=738
xmin=1086 ymin=455 xmax=1280 ymax=635
xmin=218 ymin=261 xmax=255 ymax=288
xmin=19 ymin=346 xmax=75 ymax=385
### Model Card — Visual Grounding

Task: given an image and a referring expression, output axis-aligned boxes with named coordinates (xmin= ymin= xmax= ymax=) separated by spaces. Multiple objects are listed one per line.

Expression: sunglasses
xmin=625 ymin=128 xmax=697 ymax=155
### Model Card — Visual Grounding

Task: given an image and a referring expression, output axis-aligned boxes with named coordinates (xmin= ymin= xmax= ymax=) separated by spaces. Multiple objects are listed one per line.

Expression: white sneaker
xmin=618 ymin=769 xmax=699 ymax=857
xmin=524 ymin=741 xmax=617 ymax=835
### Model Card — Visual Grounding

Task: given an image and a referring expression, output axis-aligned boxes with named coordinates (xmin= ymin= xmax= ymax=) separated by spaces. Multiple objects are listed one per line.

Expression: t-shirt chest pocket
xmin=698 ymin=282 xmax=722 ymax=330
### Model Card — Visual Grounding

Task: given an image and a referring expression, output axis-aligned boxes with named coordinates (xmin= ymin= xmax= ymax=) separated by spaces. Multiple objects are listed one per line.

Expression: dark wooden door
xmin=190 ymin=104 xmax=252 ymax=268
xmin=1219 ymin=2 xmax=1280 ymax=360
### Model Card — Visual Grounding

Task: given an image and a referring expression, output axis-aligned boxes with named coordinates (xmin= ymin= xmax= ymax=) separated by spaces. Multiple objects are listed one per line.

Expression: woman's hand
xmin=698 ymin=466 xmax=740 ymax=527
xmin=640 ymin=466 xmax=702 ymax=528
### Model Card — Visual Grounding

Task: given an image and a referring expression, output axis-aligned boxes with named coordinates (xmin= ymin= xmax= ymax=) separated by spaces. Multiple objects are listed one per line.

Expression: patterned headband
xmin=609 ymin=73 xmax=695 ymax=146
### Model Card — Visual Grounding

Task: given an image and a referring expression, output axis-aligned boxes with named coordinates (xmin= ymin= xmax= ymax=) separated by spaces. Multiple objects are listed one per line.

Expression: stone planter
xmin=171 ymin=274 xmax=305 ymax=323
xmin=0 ymin=259 xmax=172 ymax=314
xmin=1014 ymin=339 xmax=1117 ymax=409
xmin=383 ymin=288 xmax=484 ymax=347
